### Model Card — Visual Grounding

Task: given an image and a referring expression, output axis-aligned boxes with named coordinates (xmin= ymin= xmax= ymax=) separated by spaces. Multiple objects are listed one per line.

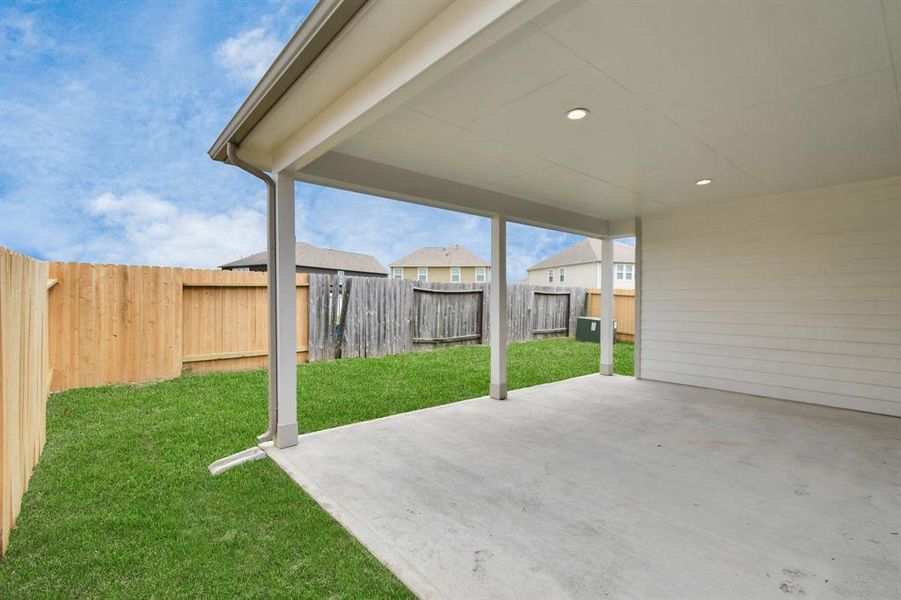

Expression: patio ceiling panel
xmin=535 ymin=1 xmax=891 ymax=126
xmin=294 ymin=0 xmax=901 ymax=229
xmin=214 ymin=0 xmax=901 ymax=234
xmin=687 ymin=69 xmax=901 ymax=193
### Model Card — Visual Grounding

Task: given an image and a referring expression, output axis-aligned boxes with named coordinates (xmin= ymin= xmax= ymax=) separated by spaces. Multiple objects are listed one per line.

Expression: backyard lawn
xmin=0 ymin=338 xmax=632 ymax=598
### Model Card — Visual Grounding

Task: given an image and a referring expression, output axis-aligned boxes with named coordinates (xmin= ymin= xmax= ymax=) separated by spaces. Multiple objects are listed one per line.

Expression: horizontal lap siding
xmin=640 ymin=177 xmax=901 ymax=416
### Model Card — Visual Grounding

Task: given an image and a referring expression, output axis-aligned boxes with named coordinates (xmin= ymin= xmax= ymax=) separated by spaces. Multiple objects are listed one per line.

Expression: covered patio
xmin=265 ymin=374 xmax=900 ymax=599
xmin=208 ymin=0 xmax=901 ymax=597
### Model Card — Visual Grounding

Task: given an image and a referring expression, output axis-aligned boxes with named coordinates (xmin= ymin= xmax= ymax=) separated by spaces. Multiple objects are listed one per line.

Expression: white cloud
xmin=0 ymin=10 xmax=52 ymax=62
xmin=85 ymin=190 xmax=266 ymax=268
xmin=215 ymin=27 xmax=281 ymax=83
xmin=292 ymin=184 xmax=589 ymax=282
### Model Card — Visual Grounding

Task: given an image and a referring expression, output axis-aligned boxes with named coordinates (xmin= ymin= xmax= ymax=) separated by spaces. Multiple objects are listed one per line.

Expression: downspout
xmin=226 ymin=142 xmax=277 ymax=443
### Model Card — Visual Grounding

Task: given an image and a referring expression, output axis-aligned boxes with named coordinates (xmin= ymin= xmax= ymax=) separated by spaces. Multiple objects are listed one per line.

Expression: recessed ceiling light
xmin=695 ymin=178 xmax=713 ymax=186
xmin=565 ymin=107 xmax=590 ymax=121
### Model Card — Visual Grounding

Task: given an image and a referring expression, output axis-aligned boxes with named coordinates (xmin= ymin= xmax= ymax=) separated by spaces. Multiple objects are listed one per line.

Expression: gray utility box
xmin=575 ymin=317 xmax=617 ymax=343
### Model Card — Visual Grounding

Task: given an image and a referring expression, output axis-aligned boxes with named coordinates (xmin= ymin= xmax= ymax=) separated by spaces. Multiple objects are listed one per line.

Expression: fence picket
xmin=306 ymin=277 xmax=599 ymax=360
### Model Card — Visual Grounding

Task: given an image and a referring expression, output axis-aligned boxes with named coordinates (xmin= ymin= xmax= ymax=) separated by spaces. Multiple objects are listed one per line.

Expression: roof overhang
xmin=208 ymin=0 xmax=366 ymax=163
xmin=212 ymin=0 xmax=901 ymax=239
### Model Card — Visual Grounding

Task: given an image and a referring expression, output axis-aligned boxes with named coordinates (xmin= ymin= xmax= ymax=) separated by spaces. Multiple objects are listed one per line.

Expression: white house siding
xmin=526 ymin=262 xmax=597 ymax=287
xmin=640 ymin=177 xmax=901 ymax=417
xmin=526 ymin=261 xmax=636 ymax=289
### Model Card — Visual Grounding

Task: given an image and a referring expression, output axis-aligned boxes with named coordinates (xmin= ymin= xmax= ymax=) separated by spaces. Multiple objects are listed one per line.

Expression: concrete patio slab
xmin=264 ymin=375 xmax=901 ymax=600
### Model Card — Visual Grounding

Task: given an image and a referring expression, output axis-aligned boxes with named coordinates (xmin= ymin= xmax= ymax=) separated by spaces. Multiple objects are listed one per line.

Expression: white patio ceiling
xmin=220 ymin=0 xmax=901 ymax=236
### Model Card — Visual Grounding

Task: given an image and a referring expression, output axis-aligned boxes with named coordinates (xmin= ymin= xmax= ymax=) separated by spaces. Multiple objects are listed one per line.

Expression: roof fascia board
xmin=298 ymin=151 xmax=611 ymax=238
xmin=271 ymin=0 xmax=549 ymax=174
xmin=208 ymin=0 xmax=366 ymax=163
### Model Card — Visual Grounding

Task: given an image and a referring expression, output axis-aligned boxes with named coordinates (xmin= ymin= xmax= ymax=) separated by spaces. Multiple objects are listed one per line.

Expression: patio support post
xmin=273 ymin=171 xmax=298 ymax=448
xmin=633 ymin=218 xmax=642 ymax=379
xmin=600 ymin=237 xmax=615 ymax=376
xmin=489 ymin=215 xmax=507 ymax=399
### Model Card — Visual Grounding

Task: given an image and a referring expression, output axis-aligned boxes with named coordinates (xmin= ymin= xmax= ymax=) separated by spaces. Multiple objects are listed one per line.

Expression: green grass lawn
xmin=0 ymin=339 xmax=631 ymax=599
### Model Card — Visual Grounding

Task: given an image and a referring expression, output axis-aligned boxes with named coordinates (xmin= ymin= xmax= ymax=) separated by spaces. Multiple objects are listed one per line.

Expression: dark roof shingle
xmin=390 ymin=244 xmax=489 ymax=267
xmin=220 ymin=241 xmax=387 ymax=274
xmin=527 ymin=239 xmax=634 ymax=271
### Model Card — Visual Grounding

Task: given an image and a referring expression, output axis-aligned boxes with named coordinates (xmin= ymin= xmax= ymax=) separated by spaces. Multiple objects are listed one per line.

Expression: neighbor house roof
xmin=221 ymin=241 xmax=387 ymax=274
xmin=390 ymin=245 xmax=489 ymax=268
xmin=527 ymin=239 xmax=635 ymax=271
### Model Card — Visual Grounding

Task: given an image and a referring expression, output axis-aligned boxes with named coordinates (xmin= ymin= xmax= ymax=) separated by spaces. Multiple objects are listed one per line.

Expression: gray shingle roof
xmin=527 ymin=239 xmax=635 ymax=271
xmin=220 ymin=241 xmax=387 ymax=274
xmin=390 ymin=244 xmax=489 ymax=267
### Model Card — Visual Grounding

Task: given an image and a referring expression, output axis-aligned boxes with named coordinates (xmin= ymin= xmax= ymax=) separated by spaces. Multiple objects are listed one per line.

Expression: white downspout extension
xmin=207 ymin=143 xmax=280 ymax=475
xmin=226 ymin=142 xmax=279 ymax=443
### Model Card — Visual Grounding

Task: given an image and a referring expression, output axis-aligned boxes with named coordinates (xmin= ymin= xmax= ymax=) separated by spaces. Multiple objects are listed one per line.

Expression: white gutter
xmin=208 ymin=0 xmax=366 ymax=163
xmin=206 ymin=143 xmax=283 ymax=475
xmin=226 ymin=142 xmax=278 ymax=444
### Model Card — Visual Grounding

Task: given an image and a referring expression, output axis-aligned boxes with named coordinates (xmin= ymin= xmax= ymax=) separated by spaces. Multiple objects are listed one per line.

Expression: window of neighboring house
xmin=451 ymin=267 xmax=461 ymax=283
xmin=393 ymin=267 xmax=403 ymax=279
xmin=616 ymin=263 xmax=634 ymax=281
xmin=559 ymin=267 xmax=566 ymax=283
xmin=418 ymin=267 xmax=428 ymax=282
xmin=475 ymin=267 xmax=486 ymax=283
xmin=548 ymin=268 xmax=555 ymax=283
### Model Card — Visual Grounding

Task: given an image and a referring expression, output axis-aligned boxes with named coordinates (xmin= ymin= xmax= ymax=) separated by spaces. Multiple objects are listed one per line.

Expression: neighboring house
xmin=220 ymin=241 xmax=387 ymax=278
xmin=525 ymin=238 xmax=635 ymax=289
xmin=390 ymin=245 xmax=489 ymax=283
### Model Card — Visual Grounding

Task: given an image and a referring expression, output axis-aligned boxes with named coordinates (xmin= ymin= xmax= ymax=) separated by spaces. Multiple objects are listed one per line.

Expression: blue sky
xmin=0 ymin=0 xmax=599 ymax=281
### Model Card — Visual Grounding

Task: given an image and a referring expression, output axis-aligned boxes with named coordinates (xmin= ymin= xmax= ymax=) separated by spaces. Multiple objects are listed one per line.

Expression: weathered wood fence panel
xmin=308 ymin=276 xmax=588 ymax=360
xmin=307 ymin=274 xmax=334 ymax=362
xmin=508 ymin=284 xmax=586 ymax=340
xmin=345 ymin=276 xmax=413 ymax=358
xmin=586 ymin=288 xmax=636 ymax=341
xmin=1 ymin=247 xmax=50 ymax=555
xmin=533 ymin=292 xmax=570 ymax=336
xmin=309 ymin=275 xmax=415 ymax=359
xmin=413 ymin=281 xmax=486 ymax=348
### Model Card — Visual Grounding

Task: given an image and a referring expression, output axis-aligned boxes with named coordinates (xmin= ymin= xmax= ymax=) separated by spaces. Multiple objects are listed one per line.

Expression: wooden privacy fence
xmin=1 ymin=248 xmax=51 ymax=555
xmin=47 ymin=263 xmax=310 ymax=391
xmin=308 ymin=275 xmax=587 ymax=360
xmin=586 ymin=288 xmax=636 ymax=342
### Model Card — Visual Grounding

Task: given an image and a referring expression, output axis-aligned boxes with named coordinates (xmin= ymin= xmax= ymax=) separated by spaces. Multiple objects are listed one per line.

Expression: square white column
xmin=600 ymin=237 xmax=615 ymax=376
xmin=490 ymin=216 xmax=507 ymax=399
xmin=274 ymin=171 xmax=298 ymax=448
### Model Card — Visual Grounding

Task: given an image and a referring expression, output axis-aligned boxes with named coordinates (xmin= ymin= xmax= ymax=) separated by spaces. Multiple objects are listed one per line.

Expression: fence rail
xmin=1 ymin=248 xmax=50 ymax=555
